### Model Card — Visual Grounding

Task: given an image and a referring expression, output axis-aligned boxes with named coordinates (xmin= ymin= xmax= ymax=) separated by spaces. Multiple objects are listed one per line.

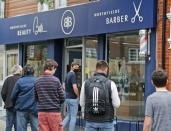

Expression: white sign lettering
xmin=106 ymin=15 xmax=128 ymax=24
xmin=64 ymin=16 xmax=73 ymax=29
xmin=33 ymin=16 xmax=47 ymax=35
xmin=17 ymin=29 xmax=31 ymax=36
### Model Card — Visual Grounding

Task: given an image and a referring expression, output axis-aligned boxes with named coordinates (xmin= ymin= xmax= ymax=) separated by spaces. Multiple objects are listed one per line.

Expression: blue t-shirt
xmin=65 ymin=72 xmax=77 ymax=99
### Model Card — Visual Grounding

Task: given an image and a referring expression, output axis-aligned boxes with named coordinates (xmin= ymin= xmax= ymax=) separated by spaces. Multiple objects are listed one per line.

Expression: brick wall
xmin=157 ymin=0 xmax=171 ymax=90
xmin=5 ymin=0 xmax=38 ymax=18
xmin=67 ymin=0 xmax=89 ymax=6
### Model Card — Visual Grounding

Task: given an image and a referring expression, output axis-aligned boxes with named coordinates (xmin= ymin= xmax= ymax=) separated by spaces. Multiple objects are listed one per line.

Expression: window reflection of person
xmin=118 ymin=59 xmax=129 ymax=103
xmin=131 ymin=68 xmax=140 ymax=84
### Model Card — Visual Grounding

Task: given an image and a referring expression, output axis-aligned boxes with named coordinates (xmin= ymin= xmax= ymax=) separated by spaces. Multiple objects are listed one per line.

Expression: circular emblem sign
xmin=61 ymin=10 xmax=75 ymax=35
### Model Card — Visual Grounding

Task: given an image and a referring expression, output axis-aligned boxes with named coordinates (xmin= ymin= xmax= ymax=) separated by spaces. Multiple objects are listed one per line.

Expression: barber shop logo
xmin=61 ymin=10 xmax=75 ymax=35
xmin=131 ymin=0 xmax=143 ymax=23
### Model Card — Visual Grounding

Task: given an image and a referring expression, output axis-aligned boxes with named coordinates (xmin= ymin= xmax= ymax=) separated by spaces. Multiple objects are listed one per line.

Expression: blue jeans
xmin=85 ymin=121 xmax=115 ymax=131
xmin=16 ymin=111 xmax=38 ymax=131
xmin=63 ymin=99 xmax=79 ymax=131
xmin=6 ymin=109 xmax=16 ymax=131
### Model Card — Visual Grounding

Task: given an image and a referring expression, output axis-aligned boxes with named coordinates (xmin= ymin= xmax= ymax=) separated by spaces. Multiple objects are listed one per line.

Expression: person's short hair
xmin=151 ymin=69 xmax=168 ymax=87
xmin=70 ymin=62 xmax=79 ymax=68
xmin=23 ymin=64 xmax=35 ymax=76
xmin=44 ymin=59 xmax=58 ymax=71
xmin=96 ymin=60 xmax=109 ymax=71
xmin=10 ymin=65 xmax=22 ymax=75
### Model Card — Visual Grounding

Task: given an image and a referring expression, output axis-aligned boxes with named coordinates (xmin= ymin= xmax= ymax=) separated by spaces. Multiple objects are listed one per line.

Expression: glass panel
xmin=0 ymin=52 xmax=4 ymax=108
xmin=67 ymin=48 xmax=82 ymax=89
xmin=107 ymin=32 xmax=145 ymax=121
xmin=85 ymin=37 xmax=98 ymax=79
xmin=66 ymin=37 xmax=82 ymax=46
xmin=49 ymin=0 xmax=55 ymax=9
xmin=7 ymin=53 xmax=18 ymax=76
xmin=6 ymin=44 xmax=18 ymax=51
xmin=59 ymin=0 xmax=66 ymax=7
xmin=24 ymin=43 xmax=47 ymax=77
xmin=0 ymin=53 xmax=4 ymax=81
xmin=0 ymin=0 xmax=4 ymax=19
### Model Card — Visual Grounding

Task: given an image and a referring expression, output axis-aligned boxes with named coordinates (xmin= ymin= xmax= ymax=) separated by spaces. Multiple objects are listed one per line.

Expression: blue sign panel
xmin=0 ymin=0 xmax=157 ymax=44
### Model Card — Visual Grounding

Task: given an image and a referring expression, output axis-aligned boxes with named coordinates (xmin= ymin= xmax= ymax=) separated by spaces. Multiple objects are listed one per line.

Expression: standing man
xmin=80 ymin=60 xmax=120 ymax=131
xmin=63 ymin=62 xmax=80 ymax=131
xmin=1 ymin=65 xmax=22 ymax=131
xmin=143 ymin=69 xmax=171 ymax=131
xmin=11 ymin=64 xmax=38 ymax=131
xmin=34 ymin=59 xmax=65 ymax=131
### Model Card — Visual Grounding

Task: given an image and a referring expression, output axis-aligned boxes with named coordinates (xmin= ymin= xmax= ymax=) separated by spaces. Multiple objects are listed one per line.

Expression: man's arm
xmin=1 ymin=79 xmax=8 ymax=102
xmin=57 ymin=81 xmax=65 ymax=104
xmin=71 ymin=74 xmax=79 ymax=98
xmin=143 ymin=96 xmax=153 ymax=131
xmin=80 ymin=82 xmax=85 ymax=107
xmin=11 ymin=81 xmax=20 ymax=103
xmin=111 ymin=81 xmax=120 ymax=108
xmin=143 ymin=116 xmax=152 ymax=131
xmin=34 ymin=82 xmax=39 ymax=102
xmin=73 ymin=84 xmax=79 ymax=98
xmin=62 ymin=82 xmax=65 ymax=90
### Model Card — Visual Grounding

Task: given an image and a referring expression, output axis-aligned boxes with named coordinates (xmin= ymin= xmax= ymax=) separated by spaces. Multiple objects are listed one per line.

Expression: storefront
xmin=0 ymin=0 xmax=157 ymax=130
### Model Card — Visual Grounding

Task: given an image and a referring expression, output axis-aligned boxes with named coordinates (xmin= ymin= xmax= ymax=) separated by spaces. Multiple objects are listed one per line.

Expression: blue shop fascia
xmin=0 ymin=0 xmax=157 ymax=130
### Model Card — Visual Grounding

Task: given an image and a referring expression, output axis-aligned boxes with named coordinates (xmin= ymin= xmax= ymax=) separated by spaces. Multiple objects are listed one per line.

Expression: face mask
xmin=73 ymin=68 xmax=80 ymax=73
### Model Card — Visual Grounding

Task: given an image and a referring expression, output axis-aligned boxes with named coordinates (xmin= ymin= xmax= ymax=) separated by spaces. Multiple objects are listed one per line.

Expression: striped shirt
xmin=34 ymin=73 xmax=65 ymax=112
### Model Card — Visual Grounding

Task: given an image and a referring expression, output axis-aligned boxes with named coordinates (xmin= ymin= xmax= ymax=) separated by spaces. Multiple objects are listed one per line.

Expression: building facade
xmin=0 ymin=0 xmax=160 ymax=130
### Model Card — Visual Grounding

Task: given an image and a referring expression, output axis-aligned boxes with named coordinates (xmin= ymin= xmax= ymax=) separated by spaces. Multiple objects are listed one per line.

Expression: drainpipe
xmin=162 ymin=0 xmax=166 ymax=69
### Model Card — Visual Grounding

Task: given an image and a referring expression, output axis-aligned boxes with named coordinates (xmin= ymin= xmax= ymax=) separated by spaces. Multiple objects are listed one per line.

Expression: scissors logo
xmin=131 ymin=0 xmax=143 ymax=23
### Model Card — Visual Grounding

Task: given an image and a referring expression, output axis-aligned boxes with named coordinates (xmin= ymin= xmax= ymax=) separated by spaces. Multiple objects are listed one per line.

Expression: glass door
xmin=63 ymin=37 xmax=84 ymax=90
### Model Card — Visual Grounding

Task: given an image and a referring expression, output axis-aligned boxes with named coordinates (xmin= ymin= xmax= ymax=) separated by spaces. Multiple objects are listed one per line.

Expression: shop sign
xmin=0 ymin=0 xmax=157 ymax=44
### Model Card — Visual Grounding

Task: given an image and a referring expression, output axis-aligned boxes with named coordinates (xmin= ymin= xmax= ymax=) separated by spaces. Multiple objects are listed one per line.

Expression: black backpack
xmin=85 ymin=76 xmax=110 ymax=116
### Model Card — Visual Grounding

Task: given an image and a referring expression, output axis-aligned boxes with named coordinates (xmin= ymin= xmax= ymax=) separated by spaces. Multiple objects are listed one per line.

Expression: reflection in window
xmin=107 ymin=32 xmax=145 ymax=121
xmin=0 ymin=53 xmax=4 ymax=81
xmin=85 ymin=37 xmax=98 ymax=79
xmin=24 ymin=43 xmax=47 ymax=77
xmin=6 ymin=44 xmax=19 ymax=76
xmin=67 ymin=37 xmax=82 ymax=46
xmin=38 ymin=0 xmax=67 ymax=12
xmin=58 ymin=0 xmax=67 ymax=7
xmin=7 ymin=53 xmax=18 ymax=76
xmin=0 ymin=52 xmax=3 ymax=108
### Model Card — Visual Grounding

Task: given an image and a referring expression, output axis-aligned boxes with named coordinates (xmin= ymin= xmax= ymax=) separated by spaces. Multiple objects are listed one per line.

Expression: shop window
xmin=23 ymin=42 xmax=47 ymax=77
xmin=107 ymin=31 xmax=145 ymax=121
xmin=85 ymin=37 xmax=98 ymax=79
xmin=0 ymin=0 xmax=5 ymax=19
xmin=6 ymin=44 xmax=19 ymax=76
xmin=38 ymin=0 xmax=67 ymax=12
xmin=129 ymin=48 xmax=145 ymax=62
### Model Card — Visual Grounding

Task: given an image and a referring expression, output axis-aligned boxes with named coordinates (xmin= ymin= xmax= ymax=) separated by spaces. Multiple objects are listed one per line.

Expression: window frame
xmin=0 ymin=0 xmax=5 ymax=19
xmin=38 ymin=0 xmax=67 ymax=12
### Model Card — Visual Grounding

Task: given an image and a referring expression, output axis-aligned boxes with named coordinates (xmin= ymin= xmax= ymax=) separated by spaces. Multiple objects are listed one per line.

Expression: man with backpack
xmin=80 ymin=60 xmax=120 ymax=131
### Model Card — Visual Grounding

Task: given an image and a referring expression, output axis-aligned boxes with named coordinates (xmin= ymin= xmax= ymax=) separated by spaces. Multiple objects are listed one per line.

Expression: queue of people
xmin=1 ymin=59 xmax=171 ymax=131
